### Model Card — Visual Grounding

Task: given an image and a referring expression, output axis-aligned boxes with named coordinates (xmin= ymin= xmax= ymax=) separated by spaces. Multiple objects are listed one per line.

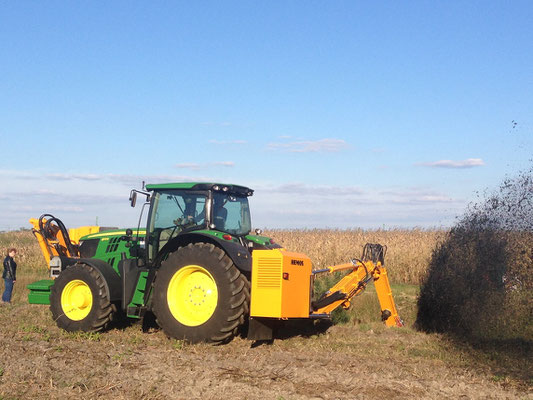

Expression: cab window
xmin=149 ymin=191 xmax=206 ymax=258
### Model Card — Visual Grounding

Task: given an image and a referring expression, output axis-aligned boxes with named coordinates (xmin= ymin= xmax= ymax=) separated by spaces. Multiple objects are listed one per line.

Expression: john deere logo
xmin=291 ymin=259 xmax=304 ymax=266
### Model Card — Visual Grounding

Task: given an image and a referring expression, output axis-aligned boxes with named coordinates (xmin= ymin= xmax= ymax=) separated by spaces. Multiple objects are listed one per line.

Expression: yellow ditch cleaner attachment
xmin=249 ymin=243 xmax=403 ymax=332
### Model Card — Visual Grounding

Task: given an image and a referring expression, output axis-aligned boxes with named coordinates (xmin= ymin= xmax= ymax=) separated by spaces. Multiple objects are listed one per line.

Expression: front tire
xmin=152 ymin=242 xmax=250 ymax=344
xmin=50 ymin=263 xmax=114 ymax=332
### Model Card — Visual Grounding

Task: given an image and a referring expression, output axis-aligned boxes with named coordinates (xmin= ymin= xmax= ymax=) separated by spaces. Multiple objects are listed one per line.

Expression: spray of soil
xmin=416 ymin=165 xmax=533 ymax=341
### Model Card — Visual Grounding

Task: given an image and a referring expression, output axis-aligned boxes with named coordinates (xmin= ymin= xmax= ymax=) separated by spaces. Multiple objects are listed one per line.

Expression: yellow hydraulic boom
xmin=311 ymin=244 xmax=403 ymax=327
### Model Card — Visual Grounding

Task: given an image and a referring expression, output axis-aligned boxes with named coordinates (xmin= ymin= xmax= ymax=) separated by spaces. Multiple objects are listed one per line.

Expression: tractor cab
xmin=138 ymin=183 xmax=253 ymax=261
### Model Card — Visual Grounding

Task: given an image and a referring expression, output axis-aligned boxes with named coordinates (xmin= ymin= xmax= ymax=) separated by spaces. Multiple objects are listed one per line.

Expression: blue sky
xmin=1 ymin=2 xmax=532 ymax=231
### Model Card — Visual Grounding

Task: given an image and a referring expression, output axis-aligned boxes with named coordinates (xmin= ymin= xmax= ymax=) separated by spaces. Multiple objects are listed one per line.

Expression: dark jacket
xmin=2 ymin=256 xmax=16 ymax=280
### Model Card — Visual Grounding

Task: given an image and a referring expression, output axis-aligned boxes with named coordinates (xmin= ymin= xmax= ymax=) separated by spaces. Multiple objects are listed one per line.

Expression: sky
xmin=0 ymin=2 xmax=532 ymax=231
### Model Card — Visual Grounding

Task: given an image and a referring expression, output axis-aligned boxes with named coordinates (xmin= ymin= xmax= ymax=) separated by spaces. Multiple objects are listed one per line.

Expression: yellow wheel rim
xmin=167 ymin=265 xmax=218 ymax=326
xmin=61 ymin=280 xmax=93 ymax=321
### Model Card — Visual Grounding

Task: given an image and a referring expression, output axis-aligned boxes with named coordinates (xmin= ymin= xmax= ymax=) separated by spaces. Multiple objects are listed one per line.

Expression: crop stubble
xmin=1 ymin=228 xmax=531 ymax=398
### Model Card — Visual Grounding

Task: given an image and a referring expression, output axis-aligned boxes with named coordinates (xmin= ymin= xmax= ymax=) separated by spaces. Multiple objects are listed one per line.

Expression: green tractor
xmin=31 ymin=183 xmax=274 ymax=343
xmin=29 ymin=182 xmax=403 ymax=344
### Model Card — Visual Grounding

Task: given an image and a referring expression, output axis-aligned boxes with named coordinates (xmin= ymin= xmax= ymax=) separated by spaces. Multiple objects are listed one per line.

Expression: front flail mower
xmin=28 ymin=182 xmax=403 ymax=343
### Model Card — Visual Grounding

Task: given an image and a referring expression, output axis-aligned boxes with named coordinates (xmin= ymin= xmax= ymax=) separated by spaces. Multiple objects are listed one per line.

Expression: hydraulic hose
xmin=38 ymin=214 xmax=78 ymax=257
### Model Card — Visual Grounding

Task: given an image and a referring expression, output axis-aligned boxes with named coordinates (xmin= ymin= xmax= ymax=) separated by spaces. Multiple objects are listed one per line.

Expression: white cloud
xmin=418 ymin=158 xmax=485 ymax=169
xmin=175 ymin=163 xmax=203 ymax=170
xmin=45 ymin=173 xmax=102 ymax=181
xmin=5 ymin=170 xmax=198 ymax=186
xmin=175 ymin=161 xmax=235 ymax=170
xmin=267 ymin=138 xmax=348 ymax=153
xmin=381 ymin=188 xmax=455 ymax=205
xmin=208 ymin=139 xmax=247 ymax=145
xmin=0 ymin=169 xmax=466 ymax=231
xmin=213 ymin=161 xmax=235 ymax=167
xmin=0 ymin=170 xmax=206 ymax=230
xmin=250 ymin=182 xmax=464 ymax=229
xmin=12 ymin=204 xmax=85 ymax=213
xmin=267 ymin=183 xmax=364 ymax=196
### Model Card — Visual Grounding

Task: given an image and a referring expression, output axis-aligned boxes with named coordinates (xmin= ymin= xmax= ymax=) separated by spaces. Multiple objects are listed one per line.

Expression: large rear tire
xmin=152 ymin=242 xmax=250 ymax=344
xmin=50 ymin=263 xmax=115 ymax=332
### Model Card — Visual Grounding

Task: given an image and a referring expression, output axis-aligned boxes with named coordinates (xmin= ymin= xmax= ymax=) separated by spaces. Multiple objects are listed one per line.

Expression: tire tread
xmin=153 ymin=242 xmax=250 ymax=344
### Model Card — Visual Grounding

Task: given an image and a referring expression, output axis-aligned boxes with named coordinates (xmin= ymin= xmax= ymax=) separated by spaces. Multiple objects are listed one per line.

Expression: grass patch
xmin=19 ymin=324 xmax=47 ymax=334
xmin=171 ymin=339 xmax=185 ymax=350
xmin=63 ymin=331 xmax=101 ymax=342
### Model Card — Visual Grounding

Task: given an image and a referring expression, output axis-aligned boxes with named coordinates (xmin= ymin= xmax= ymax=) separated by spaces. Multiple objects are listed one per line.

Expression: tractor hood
xmin=80 ymin=228 xmax=146 ymax=241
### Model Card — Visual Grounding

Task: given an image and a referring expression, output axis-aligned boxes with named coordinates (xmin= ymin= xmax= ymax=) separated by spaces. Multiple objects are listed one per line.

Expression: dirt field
xmin=1 ymin=301 xmax=531 ymax=400
xmin=0 ymin=229 xmax=530 ymax=399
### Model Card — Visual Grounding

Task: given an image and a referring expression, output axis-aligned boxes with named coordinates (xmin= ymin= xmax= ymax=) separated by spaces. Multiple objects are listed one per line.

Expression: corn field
xmin=0 ymin=230 xmax=46 ymax=271
xmin=265 ymin=228 xmax=445 ymax=284
xmin=2 ymin=228 xmax=445 ymax=286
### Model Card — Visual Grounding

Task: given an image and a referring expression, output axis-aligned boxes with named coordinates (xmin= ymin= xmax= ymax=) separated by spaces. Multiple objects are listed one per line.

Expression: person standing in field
xmin=2 ymin=248 xmax=17 ymax=304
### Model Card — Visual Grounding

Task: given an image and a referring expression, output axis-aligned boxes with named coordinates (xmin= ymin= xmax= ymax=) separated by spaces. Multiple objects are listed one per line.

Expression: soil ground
xmin=0 ymin=301 xmax=531 ymax=400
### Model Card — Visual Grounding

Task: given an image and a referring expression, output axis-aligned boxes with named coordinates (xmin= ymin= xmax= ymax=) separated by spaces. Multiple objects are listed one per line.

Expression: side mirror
xmin=129 ymin=191 xmax=137 ymax=207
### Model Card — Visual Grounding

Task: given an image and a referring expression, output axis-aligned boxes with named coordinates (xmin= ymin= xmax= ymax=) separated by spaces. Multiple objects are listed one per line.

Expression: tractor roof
xmin=145 ymin=182 xmax=253 ymax=196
